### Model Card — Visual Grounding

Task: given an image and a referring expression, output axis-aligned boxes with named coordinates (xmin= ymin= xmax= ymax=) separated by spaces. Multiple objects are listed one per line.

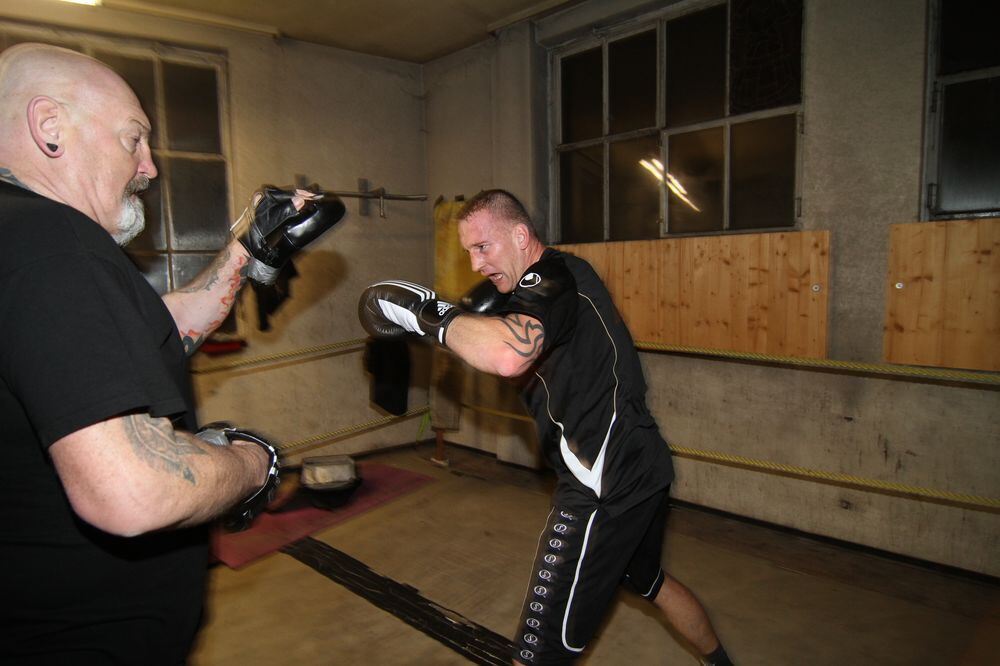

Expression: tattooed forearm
xmin=173 ymin=245 xmax=245 ymax=295
xmin=169 ymin=246 xmax=249 ymax=354
xmin=122 ymin=414 xmax=206 ymax=484
xmin=501 ymin=314 xmax=544 ymax=358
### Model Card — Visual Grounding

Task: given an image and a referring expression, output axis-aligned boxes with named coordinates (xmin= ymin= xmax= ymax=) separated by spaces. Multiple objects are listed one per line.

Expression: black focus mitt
xmin=197 ymin=422 xmax=281 ymax=532
xmin=236 ymin=184 xmax=346 ymax=285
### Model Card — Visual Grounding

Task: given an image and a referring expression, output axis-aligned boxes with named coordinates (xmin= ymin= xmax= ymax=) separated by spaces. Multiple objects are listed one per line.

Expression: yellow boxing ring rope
xmin=190 ymin=338 xmax=999 ymax=511
xmin=192 ymin=337 xmax=999 ymax=386
xmin=634 ymin=341 xmax=1000 ymax=386
xmin=459 ymin=404 xmax=999 ymax=513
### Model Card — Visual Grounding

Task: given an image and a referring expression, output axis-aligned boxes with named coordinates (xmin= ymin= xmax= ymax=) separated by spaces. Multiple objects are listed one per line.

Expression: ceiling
xmin=100 ymin=0 xmax=579 ymax=63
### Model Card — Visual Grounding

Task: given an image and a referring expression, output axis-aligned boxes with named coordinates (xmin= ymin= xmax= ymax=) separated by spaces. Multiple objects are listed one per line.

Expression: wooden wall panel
xmin=884 ymin=218 xmax=1000 ymax=371
xmin=558 ymin=231 xmax=830 ymax=358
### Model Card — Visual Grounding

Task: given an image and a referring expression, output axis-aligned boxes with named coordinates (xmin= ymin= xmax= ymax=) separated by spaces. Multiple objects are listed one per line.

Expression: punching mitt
xmin=237 ymin=184 xmax=346 ymax=285
xmin=197 ymin=422 xmax=281 ymax=532
xmin=358 ymin=280 xmax=460 ymax=345
xmin=459 ymin=278 xmax=510 ymax=315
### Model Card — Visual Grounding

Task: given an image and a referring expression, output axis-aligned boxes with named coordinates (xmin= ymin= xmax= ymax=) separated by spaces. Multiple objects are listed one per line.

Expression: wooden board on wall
xmin=558 ymin=231 xmax=830 ymax=358
xmin=884 ymin=218 xmax=1000 ymax=371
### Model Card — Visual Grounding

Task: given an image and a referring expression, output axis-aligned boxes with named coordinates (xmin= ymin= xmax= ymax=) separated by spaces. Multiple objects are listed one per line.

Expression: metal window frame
xmin=0 ymin=20 xmax=237 ymax=331
xmin=921 ymin=0 xmax=1000 ymax=220
xmin=549 ymin=0 xmax=803 ymax=243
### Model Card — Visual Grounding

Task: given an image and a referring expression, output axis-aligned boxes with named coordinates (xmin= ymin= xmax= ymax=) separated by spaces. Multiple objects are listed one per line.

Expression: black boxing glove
xmin=197 ymin=422 xmax=280 ymax=532
xmin=459 ymin=278 xmax=510 ymax=315
xmin=358 ymin=280 xmax=460 ymax=345
xmin=237 ymin=184 xmax=346 ymax=285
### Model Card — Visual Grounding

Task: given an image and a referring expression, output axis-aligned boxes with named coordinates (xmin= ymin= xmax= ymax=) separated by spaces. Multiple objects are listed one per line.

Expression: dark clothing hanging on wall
xmin=364 ymin=338 xmax=411 ymax=416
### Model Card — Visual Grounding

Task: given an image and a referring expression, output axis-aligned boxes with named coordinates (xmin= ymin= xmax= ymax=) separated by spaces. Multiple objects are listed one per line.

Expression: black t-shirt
xmin=499 ymin=248 xmax=674 ymax=516
xmin=0 ymin=182 xmax=207 ymax=664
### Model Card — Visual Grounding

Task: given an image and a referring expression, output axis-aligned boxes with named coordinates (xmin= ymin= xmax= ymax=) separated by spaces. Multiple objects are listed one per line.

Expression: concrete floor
xmin=189 ymin=443 xmax=999 ymax=665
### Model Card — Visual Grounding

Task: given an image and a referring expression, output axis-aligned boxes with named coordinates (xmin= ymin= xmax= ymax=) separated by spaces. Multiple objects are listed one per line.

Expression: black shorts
xmin=512 ymin=489 xmax=670 ymax=665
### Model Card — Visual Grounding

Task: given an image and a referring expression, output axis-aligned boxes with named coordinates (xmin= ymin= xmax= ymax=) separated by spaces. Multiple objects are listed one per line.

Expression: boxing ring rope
xmin=191 ymin=338 xmax=368 ymax=374
xmin=190 ymin=337 xmax=999 ymax=386
xmin=188 ymin=338 xmax=996 ymax=509
xmin=276 ymin=406 xmax=429 ymax=456
xmin=459 ymin=403 xmax=1000 ymax=513
xmin=191 ymin=338 xmax=428 ymax=456
xmin=634 ymin=341 xmax=1000 ymax=386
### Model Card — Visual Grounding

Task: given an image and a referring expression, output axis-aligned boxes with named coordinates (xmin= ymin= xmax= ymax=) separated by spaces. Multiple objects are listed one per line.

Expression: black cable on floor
xmin=282 ymin=537 xmax=516 ymax=665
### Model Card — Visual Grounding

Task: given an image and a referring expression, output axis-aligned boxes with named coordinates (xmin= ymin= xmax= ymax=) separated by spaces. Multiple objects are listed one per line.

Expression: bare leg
xmin=652 ymin=574 xmax=721 ymax=656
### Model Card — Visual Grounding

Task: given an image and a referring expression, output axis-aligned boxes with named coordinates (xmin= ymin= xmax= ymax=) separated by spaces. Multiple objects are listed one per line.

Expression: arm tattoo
xmin=173 ymin=245 xmax=247 ymax=296
xmin=122 ymin=414 xmax=205 ymax=484
xmin=0 ymin=167 xmax=30 ymax=191
xmin=173 ymin=246 xmax=248 ymax=356
xmin=501 ymin=314 xmax=544 ymax=358
xmin=180 ymin=331 xmax=203 ymax=356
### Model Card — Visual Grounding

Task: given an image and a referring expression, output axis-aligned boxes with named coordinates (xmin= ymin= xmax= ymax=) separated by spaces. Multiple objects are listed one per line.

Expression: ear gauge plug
xmin=46 ymin=143 xmax=58 ymax=152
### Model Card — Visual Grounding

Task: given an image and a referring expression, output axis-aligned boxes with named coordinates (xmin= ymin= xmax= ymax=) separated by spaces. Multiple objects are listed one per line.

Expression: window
xmin=923 ymin=1 xmax=1000 ymax=219
xmin=0 ymin=25 xmax=235 ymax=332
xmin=553 ymin=0 xmax=803 ymax=242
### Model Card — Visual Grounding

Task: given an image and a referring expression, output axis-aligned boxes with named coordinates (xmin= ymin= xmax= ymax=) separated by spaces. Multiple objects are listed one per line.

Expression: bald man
xmin=0 ymin=43 xmax=308 ymax=664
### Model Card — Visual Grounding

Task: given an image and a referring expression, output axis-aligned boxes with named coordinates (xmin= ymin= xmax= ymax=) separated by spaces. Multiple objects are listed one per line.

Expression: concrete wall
xmin=423 ymin=24 xmax=548 ymax=468
xmin=0 ymin=0 xmax=433 ymax=463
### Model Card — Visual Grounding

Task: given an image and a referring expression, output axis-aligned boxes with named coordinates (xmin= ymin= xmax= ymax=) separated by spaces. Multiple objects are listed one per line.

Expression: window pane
xmin=128 ymin=253 xmax=169 ymax=295
xmin=667 ymin=128 xmax=724 ymax=233
xmin=163 ymin=62 xmax=221 ymax=153
xmin=609 ymin=30 xmax=657 ymax=134
xmin=665 ymin=5 xmax=726 ymax=127
xmin=939 ymin=1 xmax=1000 ymax=75
xmin=560 ymin=146 xmax=604 ymax=243
xmin=731 ymin=114 xmax=796 ymax=229
xmin=173 ymin=253 xmax=236 ymax=333
xmin=128 ymin=176 xmax=166 ymax=251
xmin=94 ymin=51 xmax=158 ymax=148
xmin=937 ymin=76 xmax=1000 ymax=214
xmin=610 ymin=135 xmax=661 ymax=241
xmin=561 ymin=47 xmax=603 ymax=142
xmin=730 ymin=0 xmax=803 ymax=115
xmin=165 ymin=157 xmax=230 ymax=251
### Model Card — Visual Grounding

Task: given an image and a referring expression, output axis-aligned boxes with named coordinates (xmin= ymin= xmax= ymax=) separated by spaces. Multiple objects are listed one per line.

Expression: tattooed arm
xmin=161 ymin=239 xmax=251 ymax=355
xmin=49 ymin=412 xmax=268 ymax=536
xmin=444 ymin=312 xmax=544 ymax=377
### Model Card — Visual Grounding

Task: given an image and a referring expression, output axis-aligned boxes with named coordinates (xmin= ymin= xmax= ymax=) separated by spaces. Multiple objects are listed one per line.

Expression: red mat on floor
xmin=211 ymin=462 xmax=433 ymax=569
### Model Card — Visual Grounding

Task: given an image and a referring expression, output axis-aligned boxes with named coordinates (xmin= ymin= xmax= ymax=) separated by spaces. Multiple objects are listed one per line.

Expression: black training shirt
xmin=0 ymin=181 xmax=206 ymax=663
xmin=498 ymin=248 xmax=674 ymax=517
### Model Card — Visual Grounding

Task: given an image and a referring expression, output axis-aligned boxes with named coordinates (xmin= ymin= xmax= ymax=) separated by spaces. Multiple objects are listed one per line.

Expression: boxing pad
xmin=237 ymin=184 xmax=346 ymax=285
xmin=197 ymin=422 xmax=281 ymax=532
xmin=459 ymin=278 xmax=510 ymax=315
xmin=358 ymin=280 xmax=460 ymax=345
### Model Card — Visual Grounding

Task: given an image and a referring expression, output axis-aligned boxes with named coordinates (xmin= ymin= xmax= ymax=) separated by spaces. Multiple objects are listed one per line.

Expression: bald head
xmin=0 ymin=44 xmax=136 ymax=136
xmin=0 ymin=43 xmax=156 ymax=243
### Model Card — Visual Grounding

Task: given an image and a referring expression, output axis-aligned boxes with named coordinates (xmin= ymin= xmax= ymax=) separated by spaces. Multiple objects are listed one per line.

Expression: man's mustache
xmin=125 ymin=176 xmax=150 ymax=196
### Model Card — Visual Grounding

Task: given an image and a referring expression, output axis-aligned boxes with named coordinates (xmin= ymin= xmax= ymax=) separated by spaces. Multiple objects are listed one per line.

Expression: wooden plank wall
xmin=557 ymin=230 xmax=830 ymax=358
xmin=884 ymin=218 xmax=1000 ymax=371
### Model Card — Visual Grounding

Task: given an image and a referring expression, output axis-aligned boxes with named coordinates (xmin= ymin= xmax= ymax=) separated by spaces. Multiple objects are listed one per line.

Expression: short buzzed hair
xmin=458 ymin=189 xmax=537 ymax=239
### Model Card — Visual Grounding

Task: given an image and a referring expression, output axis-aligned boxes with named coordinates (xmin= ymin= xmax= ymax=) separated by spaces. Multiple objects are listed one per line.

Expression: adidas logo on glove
xmin=436 ymin=302 xmax=453 ymax=317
